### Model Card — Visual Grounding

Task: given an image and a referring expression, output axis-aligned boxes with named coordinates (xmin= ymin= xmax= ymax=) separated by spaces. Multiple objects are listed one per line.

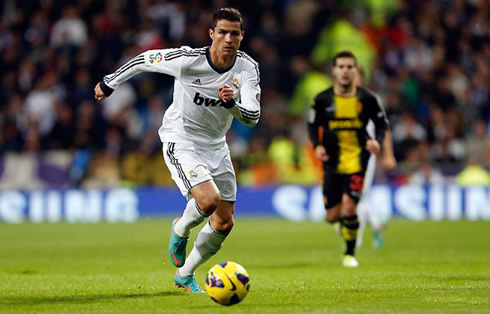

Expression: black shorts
xmin=322 ymin=168 xmax=365 ymax=209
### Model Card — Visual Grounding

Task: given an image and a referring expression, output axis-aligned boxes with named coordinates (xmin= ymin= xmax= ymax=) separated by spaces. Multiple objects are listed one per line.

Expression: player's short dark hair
xmin=211 ymin=8 xmax=244 ymax=31
xmin=333 ymin=51 xmax=357 ymax=66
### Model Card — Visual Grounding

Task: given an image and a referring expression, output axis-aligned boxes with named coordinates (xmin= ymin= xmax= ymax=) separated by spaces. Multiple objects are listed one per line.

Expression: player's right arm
xmin=307 ymin=95 xmax=328 ymax=161
xmin=94 ymin=48 xmax=188 ymax=100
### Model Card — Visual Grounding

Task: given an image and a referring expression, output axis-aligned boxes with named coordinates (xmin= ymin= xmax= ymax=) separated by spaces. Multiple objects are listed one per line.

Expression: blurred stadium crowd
xmin=0 ymin=0 xmax=488 ymax=189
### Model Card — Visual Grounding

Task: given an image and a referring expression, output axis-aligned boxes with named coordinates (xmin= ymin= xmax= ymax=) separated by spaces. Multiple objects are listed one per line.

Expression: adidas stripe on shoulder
xmin=237 ymin=51 xmax=260 ymax=84
xmin=104 ymin=54 xmax=145 ymax=84
xmin=164 ymin=47 xmax=206 ymax=61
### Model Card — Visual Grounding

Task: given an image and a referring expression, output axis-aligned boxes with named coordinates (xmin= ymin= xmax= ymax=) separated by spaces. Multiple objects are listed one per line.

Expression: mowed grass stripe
xmin=0 ymin=219 xmax=488 ymax=313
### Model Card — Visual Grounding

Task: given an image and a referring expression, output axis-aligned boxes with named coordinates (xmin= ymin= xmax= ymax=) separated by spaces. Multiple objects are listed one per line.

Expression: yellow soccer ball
xmin=205 ymin=261 xmax=250 ymax=306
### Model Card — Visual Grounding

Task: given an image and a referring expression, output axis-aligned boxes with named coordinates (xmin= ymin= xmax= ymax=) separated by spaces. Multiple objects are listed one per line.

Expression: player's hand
xmin=366 ymin=139 xmax=381 ymax=155
xmin=315 ymin=145 xmax=328 ymax=161
xmin=94 ymin=82 xmax=107 ymax=101
xmin=218 ymin=84 xmax=234 ymax=103
xmin=381 ymin=154 xmax=397 ymax=171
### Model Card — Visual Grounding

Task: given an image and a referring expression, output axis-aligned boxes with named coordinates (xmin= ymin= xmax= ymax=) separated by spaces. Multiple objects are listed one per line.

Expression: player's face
xmin=333 ymin=57 xmax=357 ymax=87
xmin=209 ymin=19 xmax=244 ymax=57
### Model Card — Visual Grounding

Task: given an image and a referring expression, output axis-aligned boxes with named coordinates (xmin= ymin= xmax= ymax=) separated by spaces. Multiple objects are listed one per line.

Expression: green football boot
xmin=168 ymin=218 xmax=188 ymax=267
xmin=174 ymin=270 xmax=204 ymax=293
xmin=373 ymin=230 xmax=384 ymax=249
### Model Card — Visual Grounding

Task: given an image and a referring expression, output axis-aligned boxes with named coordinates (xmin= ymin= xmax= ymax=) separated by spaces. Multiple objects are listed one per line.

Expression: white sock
xmin=174 ymin=198 xmax=208 ymax=238
xmin=368 ymin=207 xmax=383 ymax=231
xmin=179 ymin=222 xmax=227 ymax=277
xmin=356 ymin=201 xmax=369 ymax=248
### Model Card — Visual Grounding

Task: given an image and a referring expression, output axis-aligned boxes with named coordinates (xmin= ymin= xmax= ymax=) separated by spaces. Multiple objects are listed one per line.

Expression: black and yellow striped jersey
xmin=307 ymin=86 xmax=389 ymax=174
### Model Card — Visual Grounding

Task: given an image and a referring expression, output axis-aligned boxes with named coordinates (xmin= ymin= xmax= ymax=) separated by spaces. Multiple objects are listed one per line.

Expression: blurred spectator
xmin=71 ymin=68 xmax=94 ymax=107
xmin=284 ymin=0 xmax=318 ymax=38
xmin=135 ymin=18 xmax=163 ymax=50
xmin=447 ymin=63 xmax=470 ymax=106
xmin=403 ymin=36 xmax=434 ymax=74
xmin=469 ymin=74 xmax=490 ymax=122
xmin=147 ymin=0 xmax=186 ymax=42
xmin=101 ymin=83 xmax=137 ymax=122
xmin=0 ymin=153 xmax=44 ymax=189
xmin=17 ymin=59 xmax=36 ymax=93
xmin=74 ymin=100 xmax=107 ymax=151
xmin=3 ymin=95 xmax=25 ymax=152
xmin=431 ymin=123 xmax=466 ymax=164
xmin=410 ymin=159 xmax=445 ymax=185
xmin=48 ymin=103 xmax=76 ymax=150
xmin=82 ymin=151 xmax=121 ymax=188
xmin=465 ymin=120 xmax=490 ymax=169
xmin=455 ymin=164 xmax=490 ymax=187
xmin=0 ymin=0 xmax=488 ymax=188
xmin=23 ymin=75 xmax=58 ymax=135
xmin=50 ymin=6 xmax=87 ymax=48
xmin=433 ymin=76 xmax=457 ymax=111
xmin=393 ymin=111 xmax=427 ymax=160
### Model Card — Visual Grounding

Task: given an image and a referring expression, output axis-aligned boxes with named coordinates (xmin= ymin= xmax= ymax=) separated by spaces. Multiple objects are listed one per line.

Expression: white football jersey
xmin=102 ymin=46 xmax=261 ymax=149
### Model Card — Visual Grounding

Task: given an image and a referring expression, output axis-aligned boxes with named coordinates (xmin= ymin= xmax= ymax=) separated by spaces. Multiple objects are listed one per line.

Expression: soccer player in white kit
xmin=94 ymin=8 xmax=260 ymax=292
xmin=352 ymin=67 xmax=396 ymax=249
xmin=356 ymin=124 xmax=397 ymax=248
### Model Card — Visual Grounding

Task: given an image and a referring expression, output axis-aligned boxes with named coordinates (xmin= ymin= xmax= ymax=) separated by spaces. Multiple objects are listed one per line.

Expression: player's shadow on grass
xmin=0 ymin=291 xmax=185 ymax=306
xmin=249 ymin=262 xmax=317 ymax=269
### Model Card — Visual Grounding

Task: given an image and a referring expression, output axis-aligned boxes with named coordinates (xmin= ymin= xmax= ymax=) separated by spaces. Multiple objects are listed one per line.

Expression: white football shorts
xmin=162 ymin=142 xmax=237 ymax=201
xmin=362 ymin=154 xmax=376 ymax=195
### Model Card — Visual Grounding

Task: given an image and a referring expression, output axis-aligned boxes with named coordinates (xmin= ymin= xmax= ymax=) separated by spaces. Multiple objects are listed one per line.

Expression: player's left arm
xmin=219 ymin=69 xmax=261 ymax=127
xmin=381 ymin=130 xmax=397 ymax=170
xmin=366 ymin=93 xmax=390 ymax=155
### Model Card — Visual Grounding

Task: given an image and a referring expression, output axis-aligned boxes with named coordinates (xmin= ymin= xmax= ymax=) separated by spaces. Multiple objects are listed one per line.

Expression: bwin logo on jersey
xmin=193 ymin=93 xmax=223 ymax=107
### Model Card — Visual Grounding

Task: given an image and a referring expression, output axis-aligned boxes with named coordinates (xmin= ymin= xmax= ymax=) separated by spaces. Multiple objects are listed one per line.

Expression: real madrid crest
xmin=189 ymin=169 xmax=198 ymax=178
xmin=231 ymin=77 xmax=240 ymax=91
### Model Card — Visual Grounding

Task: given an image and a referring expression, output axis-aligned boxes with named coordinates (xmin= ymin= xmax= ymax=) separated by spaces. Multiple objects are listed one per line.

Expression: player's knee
xmin=342 ymin=204 xmax=357 ymax=217
xmin=341 ymin=198 xmax=357 ymax=216
xmin=347 ymin=209 xmax=357 ymax=217
xmin=213 ymin=217 xmax=234 ymax=234
xmin=325 ymin=204 xmax=341 ymax=223
xmin=221 ymin=219 xmax=235 ymax=234
xmin=326 ymin=215 xmax=339 ymax=224
xmin=199 ymin=193 xmax=221 ymax=215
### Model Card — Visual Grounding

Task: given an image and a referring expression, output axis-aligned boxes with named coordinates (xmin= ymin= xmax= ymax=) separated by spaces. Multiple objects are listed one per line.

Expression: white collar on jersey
xmin=205 ymin=46 xmax=237 ymax=74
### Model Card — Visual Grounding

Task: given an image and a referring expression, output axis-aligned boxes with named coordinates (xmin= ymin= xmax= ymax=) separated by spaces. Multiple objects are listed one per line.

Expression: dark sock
xmin=341 ymin=215 xmax=359 ymax=256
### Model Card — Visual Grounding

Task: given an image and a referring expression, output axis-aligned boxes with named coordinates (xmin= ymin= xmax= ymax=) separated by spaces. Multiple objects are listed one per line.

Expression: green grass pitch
xmin=0 ymin=219 xmax=488 ymax=313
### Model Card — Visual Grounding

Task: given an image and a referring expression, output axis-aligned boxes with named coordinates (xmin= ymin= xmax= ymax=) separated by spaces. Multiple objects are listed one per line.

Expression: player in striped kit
xmin=307 ymin=51 xmax=390 ymax=267
xmin=94 ymin=8 xmax=260 ymax=292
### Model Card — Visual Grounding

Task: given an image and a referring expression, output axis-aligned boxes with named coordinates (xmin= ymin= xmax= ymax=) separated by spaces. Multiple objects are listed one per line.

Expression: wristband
xmin=100 ymin=80 xmax=114 ymax=97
